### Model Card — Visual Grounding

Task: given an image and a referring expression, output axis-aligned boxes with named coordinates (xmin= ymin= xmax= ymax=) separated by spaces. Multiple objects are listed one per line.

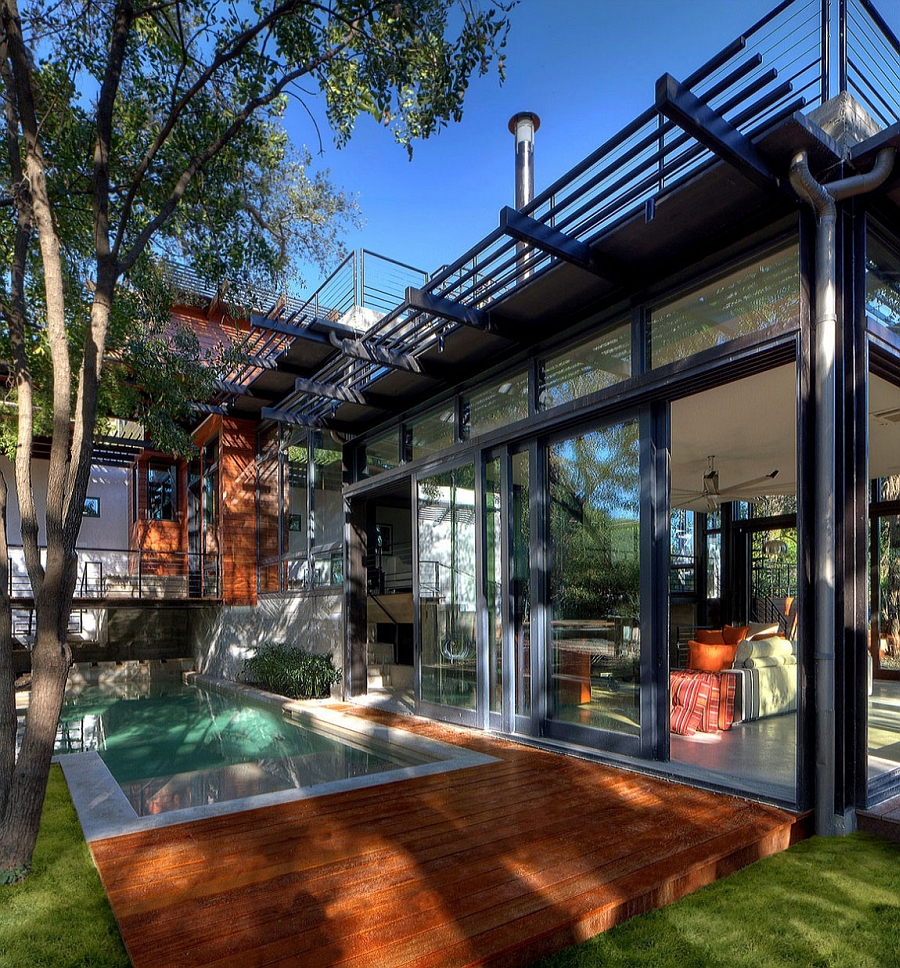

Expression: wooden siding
xmin=221 ymin=417 xmax=258 ymax=605
xmin=91 ymin=707 xmax=807 ymax=968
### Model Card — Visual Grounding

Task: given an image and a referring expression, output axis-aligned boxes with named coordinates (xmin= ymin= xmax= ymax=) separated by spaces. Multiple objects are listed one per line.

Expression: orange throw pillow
xmin=687 ymin=640 xmax=738 ymax=672
xmin=695 ymin=629 xmax=726 ymax=644
xmin=723 ymin=625 xmax=750 ymax=644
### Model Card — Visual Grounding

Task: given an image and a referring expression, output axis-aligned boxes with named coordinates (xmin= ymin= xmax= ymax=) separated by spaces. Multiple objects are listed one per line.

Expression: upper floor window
xmin=866 ymin=235 xmax=900 ymax=331
xmin=147 ymin=462 xmax=177 ymax=521
xmin=461 ymin=368 xmax=528 ymax=440
xmin=539 ymin=318 xmax=631 ymax=410
xmin=648 ymin=245 xmax=799 ymax=369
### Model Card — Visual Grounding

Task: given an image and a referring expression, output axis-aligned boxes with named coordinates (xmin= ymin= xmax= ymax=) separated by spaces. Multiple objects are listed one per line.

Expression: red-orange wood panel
xmin=90 ymin=708 xmax=807 ymax=968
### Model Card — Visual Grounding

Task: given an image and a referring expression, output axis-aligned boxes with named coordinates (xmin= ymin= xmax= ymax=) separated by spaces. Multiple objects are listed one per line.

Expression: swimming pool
xmin=54 ymin=674 xmax=497 ymax=840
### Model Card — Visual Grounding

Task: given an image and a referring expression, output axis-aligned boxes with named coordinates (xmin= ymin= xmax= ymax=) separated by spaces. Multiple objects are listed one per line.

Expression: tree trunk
xmin=0 ymin=621 xmax=70 ymax=881
xmin=0 ymin=471 xmax=14 ymax=820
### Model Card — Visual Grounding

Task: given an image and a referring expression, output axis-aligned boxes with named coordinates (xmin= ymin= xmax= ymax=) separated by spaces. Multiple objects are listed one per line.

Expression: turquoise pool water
xmin=55 ymin=682 xmax=406 ymax=816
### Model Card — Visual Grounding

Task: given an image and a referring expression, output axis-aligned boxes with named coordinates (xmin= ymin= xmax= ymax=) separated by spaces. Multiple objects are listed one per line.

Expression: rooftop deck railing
xmin=273 ymin=0 xmax=900 ymax=426
xmin=219 ymin=249 xmax=428 ymax=395
xmin=845 ymin=0 xmax=900 ymax=128
xmin=291 ymin=0 xmax=834 ymax=420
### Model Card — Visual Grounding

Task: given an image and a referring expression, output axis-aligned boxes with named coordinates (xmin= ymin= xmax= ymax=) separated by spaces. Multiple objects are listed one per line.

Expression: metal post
xmin=821 ymin=0 xmax=831 ymax=104
xmin=509 ymin=111 xmax=540 ymax=211
xmin=509 ymin=111 xmax=540 ymax=283
xmin=839 ymin=0 xmax=847 ymax=95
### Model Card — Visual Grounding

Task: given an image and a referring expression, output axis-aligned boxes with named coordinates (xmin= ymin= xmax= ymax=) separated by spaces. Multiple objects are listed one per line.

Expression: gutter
xmin=788 ymin=146 xmax=895 ymax=836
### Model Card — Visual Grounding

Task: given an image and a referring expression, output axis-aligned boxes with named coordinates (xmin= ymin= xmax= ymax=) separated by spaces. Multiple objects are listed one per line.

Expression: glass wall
xmin=648 ymin=246 xmax=799 ymax=368
xmin=866 ymin=236 xmax=900 ymax=331
xmin=418 ymin=464 xmax=477 ymax=712
xmin=485 ymin=457 xmax=503 ymax=715
xmin=512 ymin=450 xmax=531 ymax=719
xmin=461 ymin=370 xmax=529 ymax=439
xmin=868 ymin=371 xmax=900 ymax=793
xmin=313 ymin=432 xmax=343 ymax=549
xmin=548 ymin=419 xmax=641 ymax=736
xmin=406 ymin=407 xmax=456 ymax=461
xmin=539 ymin=319 xmax=631 ymax=409
xmin=256 ymin=426 xmax=344 ymax=593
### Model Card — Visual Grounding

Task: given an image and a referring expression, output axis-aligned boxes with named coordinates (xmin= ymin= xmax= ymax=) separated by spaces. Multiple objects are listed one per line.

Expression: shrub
xmin=242 ymin=643 xmax=342 ymax=700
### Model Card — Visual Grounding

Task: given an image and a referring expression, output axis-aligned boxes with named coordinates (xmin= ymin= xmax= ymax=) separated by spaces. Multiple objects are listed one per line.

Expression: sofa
xmin=671 ymin=623 xmax=798 ymax=731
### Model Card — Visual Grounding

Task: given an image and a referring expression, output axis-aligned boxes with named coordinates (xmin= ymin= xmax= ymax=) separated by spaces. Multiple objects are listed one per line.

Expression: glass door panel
xmin=869 ymin=509 xmax=900 ymax=788
xmin=512 ymin=450 xmax=531 ymax=719
xmin=485 ymin=458 xmax=502 ymax=715
xmin=418 ymin=464 xmax=477 ymax=712
xmin=548 ymin=420 xmax=641 ymax=737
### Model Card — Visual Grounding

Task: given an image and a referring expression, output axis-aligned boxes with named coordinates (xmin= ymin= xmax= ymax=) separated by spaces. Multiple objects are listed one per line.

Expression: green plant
xmin=242 ymin=644 xmax=342 ymax=700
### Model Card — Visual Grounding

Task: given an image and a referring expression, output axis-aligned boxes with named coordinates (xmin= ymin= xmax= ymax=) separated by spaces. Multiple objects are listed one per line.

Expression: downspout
xmin=789 ymin=146 xmax=894 ymax=836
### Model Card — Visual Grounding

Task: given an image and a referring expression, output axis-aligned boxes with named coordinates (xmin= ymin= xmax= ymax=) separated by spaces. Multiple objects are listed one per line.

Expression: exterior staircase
xmin=362 ymin=640 xmax=415 ymax=714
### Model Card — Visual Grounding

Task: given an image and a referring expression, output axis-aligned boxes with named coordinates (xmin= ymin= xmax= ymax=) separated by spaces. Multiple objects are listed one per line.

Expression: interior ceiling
xmin=671 ymin=365 xmax=900 ymax=510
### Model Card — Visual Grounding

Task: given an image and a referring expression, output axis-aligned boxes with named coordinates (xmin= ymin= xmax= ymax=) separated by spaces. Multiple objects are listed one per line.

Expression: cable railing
xmin=845 ymin=0 xmax=900 ymax=128
xmin=292 ymin=0 xmax=831 ymax=422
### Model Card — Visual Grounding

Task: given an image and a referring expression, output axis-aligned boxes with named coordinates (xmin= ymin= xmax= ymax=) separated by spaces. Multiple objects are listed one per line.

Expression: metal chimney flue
xmin=509 ymin=111 xmax=540 ymax=210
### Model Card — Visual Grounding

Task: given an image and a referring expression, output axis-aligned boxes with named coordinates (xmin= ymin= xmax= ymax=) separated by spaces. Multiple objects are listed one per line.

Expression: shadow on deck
xmin=89 ymin=706 xmax=809 ymax=968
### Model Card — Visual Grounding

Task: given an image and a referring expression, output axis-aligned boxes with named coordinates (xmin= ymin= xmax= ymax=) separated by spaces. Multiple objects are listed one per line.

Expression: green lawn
xmin=3 ymin=769 xmax=899 ymax=968
xmin=0 ymin=765 xmax=129 ymax=968
xmin=533 ymin=831 xmax=900 ymax=968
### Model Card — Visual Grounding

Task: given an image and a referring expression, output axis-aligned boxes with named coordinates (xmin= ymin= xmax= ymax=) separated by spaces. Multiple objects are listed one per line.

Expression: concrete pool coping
xmin=58 ymin=674 xmax=498 ymax=842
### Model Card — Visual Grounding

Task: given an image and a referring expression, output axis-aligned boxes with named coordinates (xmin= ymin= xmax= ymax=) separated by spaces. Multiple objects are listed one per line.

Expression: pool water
xmin=56 ymin=682 xmax=406 ymax=816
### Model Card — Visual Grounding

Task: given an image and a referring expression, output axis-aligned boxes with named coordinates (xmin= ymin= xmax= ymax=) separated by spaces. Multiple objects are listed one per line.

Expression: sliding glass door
xmin=546 ymin=418 xmax=643 ymax=748
xmin=417 ymin=464 xmax=478 ymax=722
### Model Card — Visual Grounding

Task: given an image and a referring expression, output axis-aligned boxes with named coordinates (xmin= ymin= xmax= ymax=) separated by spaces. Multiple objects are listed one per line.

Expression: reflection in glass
xmin=549 ymin=421 xmax=641 ymax=734
xmin=418 ymin=465 xmax=477 ymax=711
xmin=461 ymin=370 xmax=529 ymax=439
xmin=512 ymin=451 xmax=531 ymax=717
xmin=486 ymin=458 xmax=502 ymax=714
xmin=539 ymin=320 xmax=631 ymax=409
xmin=866 ymin=237 xmax=900 ymax=331
xmin=364 ymin=431 xmax=399 ymax=476
xmin=649 ymin=246 xmax=799 ymax=368
xmin=313 ymin=433 xmax=343 ymax=548
xmin=407 ymin=408 xmax=456 ymax=461
xmin=286 ymin=443 xmax=308 ymax=557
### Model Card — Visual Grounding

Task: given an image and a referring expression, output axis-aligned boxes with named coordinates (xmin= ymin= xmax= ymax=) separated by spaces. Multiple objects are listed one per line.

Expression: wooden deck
xmin=89 ymin=706 xmax=808 ymax=968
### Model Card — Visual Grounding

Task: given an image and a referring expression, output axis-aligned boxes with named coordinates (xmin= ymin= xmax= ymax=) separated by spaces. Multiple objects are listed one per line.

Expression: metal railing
xmin=7 ymin=547 xmax=220 ymax=601
xmin=844 ymin=0 xmax=900 ymax=128
xmin=274 ymin=0 xmax=900 ymax=427
xmin=220 ymin=250 xmax=428 ymax=395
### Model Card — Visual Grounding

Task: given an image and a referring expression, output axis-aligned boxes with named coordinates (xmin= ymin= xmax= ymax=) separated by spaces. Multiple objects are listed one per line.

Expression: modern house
xmin=14 ymin=0 xmax=900 ymax=837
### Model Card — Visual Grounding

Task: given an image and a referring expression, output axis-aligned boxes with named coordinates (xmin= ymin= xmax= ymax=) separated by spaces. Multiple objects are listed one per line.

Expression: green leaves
xmin=242 ymin=643 xmax=342 ymax=699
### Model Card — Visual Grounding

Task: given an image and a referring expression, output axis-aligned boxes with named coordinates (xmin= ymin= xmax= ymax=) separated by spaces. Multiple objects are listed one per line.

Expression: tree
xmin=0 ymin=0 xmax=512 ymax=882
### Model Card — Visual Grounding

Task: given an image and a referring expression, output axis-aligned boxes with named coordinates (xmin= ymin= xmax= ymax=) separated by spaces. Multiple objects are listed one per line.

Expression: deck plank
xmin=89 ymin=708 xmax=807 ymax=968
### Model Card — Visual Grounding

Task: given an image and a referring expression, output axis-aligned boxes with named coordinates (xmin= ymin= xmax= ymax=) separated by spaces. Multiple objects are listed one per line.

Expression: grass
xmin=533 ymin=832 xmax=900 ymax=968
xmin=0 ymin=765 xmax=129 ymax=968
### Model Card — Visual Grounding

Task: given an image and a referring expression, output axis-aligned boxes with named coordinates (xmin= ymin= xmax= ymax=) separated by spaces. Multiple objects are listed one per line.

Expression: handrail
xmin=6 ymin=546 xmax=221 ymax=601
xmin=289 ymin=0 xmax=833 ymax=420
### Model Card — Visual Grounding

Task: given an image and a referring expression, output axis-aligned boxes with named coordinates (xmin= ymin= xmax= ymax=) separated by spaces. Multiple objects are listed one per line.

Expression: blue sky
xmin=284 ymin=0 xmax=897 ymax=294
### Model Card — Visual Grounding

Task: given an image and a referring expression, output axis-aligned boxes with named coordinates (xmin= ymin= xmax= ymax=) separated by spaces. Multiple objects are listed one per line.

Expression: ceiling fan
xmin=697 ymin=455 xmax=779 ymax=510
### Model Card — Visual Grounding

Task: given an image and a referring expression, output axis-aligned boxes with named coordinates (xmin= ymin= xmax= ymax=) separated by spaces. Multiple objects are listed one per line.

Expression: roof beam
xmin=294 ymin=376 xmax=367 ymax=406
xmin=214 ymin=378 xmax=280 ymax=401
xmin=260 ymin=407 xmax=324 ymax=428
xmin=405 ymin=286 xmax=489 ymax=330
xmin=249 ymin=312 xmax=363 ymax=346
xmin=499 ymin=207 xmax=621 ymax=279
xmin=328 ymin=333 xmax=422 ymax=373
xmin=655 ymin=73 xmax=781 ymax=193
